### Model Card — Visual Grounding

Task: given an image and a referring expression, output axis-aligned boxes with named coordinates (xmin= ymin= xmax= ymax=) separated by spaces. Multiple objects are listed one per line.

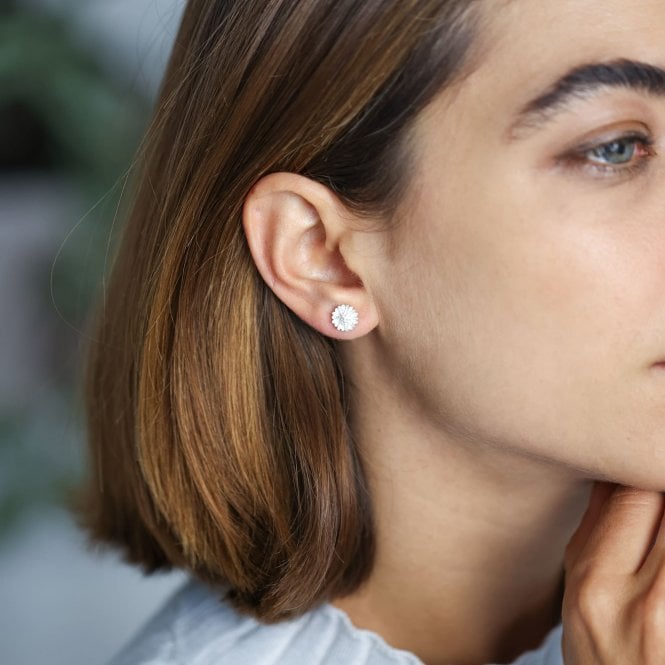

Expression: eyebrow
xmin=507 ymin=58 xmax=665 ymax=141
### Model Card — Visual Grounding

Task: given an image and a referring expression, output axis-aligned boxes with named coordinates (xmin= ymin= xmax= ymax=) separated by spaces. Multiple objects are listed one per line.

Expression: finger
xmin=574 ymin=484 xmax=665 ymax=577
xmin=635 ymin=492 xmax=665 ymax=576
xmin=565 ymin=481 xmax=616 ymax=572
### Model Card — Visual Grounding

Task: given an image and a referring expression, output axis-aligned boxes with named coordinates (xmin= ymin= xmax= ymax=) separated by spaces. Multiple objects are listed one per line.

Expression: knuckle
xmin=565 ymin=570 xmax=616 ymax=631
xmin=643 ymin=583 xmax=665 ymax=636
xmin=624 ymin=583 xmax=665 ymax=662
xmin=642 ymin=613 xmax=665 ymax=665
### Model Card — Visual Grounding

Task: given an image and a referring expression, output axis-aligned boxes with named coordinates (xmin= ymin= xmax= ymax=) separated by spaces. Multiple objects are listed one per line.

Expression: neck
xmin=331 ymin=342 xmax=591 ymax=665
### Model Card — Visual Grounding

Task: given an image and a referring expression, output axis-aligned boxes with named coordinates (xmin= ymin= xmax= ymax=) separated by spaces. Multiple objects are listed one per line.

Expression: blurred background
xmin=0 ymin=1 xmax=189 ymax=663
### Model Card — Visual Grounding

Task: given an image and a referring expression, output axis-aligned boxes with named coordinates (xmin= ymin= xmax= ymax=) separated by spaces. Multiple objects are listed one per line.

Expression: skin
xmin=243 ymin=0 xmax=665 ymax=662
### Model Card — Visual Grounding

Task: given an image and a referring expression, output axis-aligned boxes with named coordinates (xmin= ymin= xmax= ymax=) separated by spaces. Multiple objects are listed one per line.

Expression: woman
xmin=78 ymin=0 xmax=665 ymax=662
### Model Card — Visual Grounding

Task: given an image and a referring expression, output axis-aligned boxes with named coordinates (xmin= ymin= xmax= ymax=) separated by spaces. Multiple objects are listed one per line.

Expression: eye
xmin=588 ymin=138 xmax=641 ymax=165
xmin=560 ymin=133 xmax=657 ymax=178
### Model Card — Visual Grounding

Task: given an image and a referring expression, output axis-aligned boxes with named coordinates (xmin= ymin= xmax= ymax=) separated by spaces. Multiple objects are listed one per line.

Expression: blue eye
xmin=561 ymin=133 xmax=657 ymax=178
xmin=588 ymin=139 xmax=638 ymax=165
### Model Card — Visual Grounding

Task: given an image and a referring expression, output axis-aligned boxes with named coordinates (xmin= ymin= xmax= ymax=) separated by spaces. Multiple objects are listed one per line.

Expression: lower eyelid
xmin=585 ymin=158 xmax=650 ymax=178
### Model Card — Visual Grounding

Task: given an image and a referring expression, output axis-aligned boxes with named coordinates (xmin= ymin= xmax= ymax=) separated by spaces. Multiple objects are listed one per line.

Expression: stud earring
xmin=331 ymin=304 xmax=359 ymax=332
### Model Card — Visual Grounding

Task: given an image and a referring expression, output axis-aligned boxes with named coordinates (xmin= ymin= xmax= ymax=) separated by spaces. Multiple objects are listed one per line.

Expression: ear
xmin=242 ymin=172 xmax=379 ymax=339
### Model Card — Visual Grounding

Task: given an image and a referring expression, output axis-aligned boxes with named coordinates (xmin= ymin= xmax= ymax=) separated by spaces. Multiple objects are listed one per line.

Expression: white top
xmin=107 ymin=576 xmax=564 ymax=665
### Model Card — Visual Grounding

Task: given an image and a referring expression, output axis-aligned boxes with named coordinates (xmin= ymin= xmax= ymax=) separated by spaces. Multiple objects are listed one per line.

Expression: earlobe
xmin=242 ymin=172 xmax=378 ymax=339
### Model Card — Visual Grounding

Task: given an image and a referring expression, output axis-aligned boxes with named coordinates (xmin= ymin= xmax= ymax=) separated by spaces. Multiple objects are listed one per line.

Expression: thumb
xmin=566 ymin=483 xmax=665 ymax=577
xmin=564 ymin=481 xmax=616 ymax=574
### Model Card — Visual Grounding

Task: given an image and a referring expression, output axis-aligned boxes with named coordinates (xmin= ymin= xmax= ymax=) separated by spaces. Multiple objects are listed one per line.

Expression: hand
xmin=562 ymin=481 xmax=665 ymax=664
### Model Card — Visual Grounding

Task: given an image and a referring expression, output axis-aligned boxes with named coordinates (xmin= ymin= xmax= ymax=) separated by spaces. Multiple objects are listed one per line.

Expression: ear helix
xmin=331 ymin=304 xmax=359 ymax=332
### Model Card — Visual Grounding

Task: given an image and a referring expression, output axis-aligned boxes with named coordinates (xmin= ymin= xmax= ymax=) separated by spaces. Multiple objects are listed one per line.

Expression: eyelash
xmin=561 ymin=133 xmax=658 ymax=179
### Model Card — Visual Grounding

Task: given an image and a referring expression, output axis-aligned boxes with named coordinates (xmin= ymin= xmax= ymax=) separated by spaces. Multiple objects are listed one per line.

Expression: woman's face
xmin=366 ymin=0 xmax=665 ymax=488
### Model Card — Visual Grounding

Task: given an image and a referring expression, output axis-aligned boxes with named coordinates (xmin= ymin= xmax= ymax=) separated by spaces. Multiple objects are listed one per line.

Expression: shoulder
xmin=106 ymin=576 xmax=424 ymax=665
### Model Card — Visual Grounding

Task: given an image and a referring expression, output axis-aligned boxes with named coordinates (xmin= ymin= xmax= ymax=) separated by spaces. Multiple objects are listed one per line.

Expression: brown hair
xmin=77 ymin=0 xmax=487 ymax=622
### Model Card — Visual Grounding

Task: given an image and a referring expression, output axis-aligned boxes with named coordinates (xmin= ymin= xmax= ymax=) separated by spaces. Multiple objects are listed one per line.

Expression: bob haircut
xmin=77 ymin=0 xmax=488 ymax=622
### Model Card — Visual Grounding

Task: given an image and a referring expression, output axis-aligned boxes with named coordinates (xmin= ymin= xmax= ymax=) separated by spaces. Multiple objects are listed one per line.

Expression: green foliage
xmin=0 ymin=9 xmax=151 ymax=186
xmin=0 ymin=6 xmax=154 ymax=537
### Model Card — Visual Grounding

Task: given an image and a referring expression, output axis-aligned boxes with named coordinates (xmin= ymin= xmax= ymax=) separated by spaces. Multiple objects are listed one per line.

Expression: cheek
xmin=437 ymin=178 xmax=665 ymax=389
xmin=381 ymin=191 xmax=665 ymax=480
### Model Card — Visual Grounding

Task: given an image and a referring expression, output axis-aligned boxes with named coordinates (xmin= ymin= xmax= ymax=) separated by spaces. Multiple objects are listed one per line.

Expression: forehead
xmin=412 ymin=0 xmax=665 ymax=143
xmin=475 ymin=0 xmax=665 ymax=96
